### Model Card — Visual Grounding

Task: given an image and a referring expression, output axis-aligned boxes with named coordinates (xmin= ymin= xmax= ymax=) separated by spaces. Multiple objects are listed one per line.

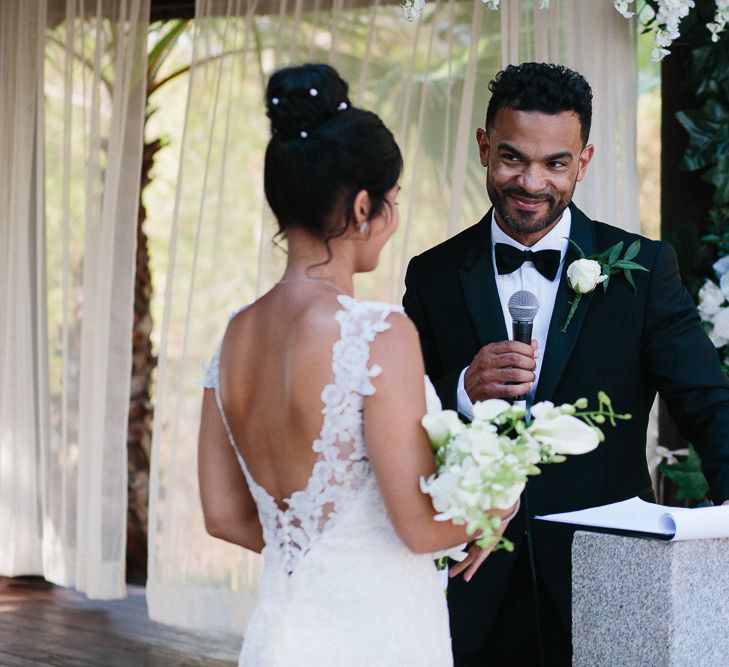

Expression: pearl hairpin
xmin=300 ymin=131 xmax=308 ymax=138
xmin=309 ymin=88 xmax=318 ymax=97
xmin=271 ymin=97 xmax=279 ymax=105
xmin=338 ymin=102 xmax=348 ymax=111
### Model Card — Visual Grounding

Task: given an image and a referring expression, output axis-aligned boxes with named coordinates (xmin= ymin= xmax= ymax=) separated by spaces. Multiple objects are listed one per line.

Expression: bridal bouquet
xmin=420 ymin=392 xmax=629 ymax=553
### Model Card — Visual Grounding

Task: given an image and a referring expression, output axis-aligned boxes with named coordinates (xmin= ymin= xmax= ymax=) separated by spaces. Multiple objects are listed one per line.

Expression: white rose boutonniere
xmin=561 ymin=239 xmax=649 ymax=333
xmin=566 ymin=259 xmax=608 ymax=295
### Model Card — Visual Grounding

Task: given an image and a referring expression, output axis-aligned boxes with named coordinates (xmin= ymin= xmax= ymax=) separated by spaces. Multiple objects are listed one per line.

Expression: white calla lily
xmin=528 ymin=413 xmax=599 ymax=455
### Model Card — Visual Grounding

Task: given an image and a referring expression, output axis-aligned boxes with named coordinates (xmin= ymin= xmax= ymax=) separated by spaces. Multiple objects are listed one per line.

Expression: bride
xmin=198 ymin=63 xmax=515 ymax=666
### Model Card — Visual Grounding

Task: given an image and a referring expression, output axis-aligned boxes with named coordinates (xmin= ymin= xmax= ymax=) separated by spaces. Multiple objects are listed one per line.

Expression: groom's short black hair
xmin=486 ymin=62 xmax=593 ymax=145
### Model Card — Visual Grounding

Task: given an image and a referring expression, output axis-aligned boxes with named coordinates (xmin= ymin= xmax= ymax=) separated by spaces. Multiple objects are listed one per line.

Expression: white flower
xmin=472 ymin=399 xmax=511 ymax=421
xmin=528 ymin=412 xmax=599 ymax=455
xmin=654 ymin=444 xmax=689 ymax=466
xmin=421 ymin=410 xmax=462 ymax=446
xmin=698 ymin=279 xmax=725 ymax=319
xmin=720 ymin=273 xmax=729 ymax=302
xmin=491 ymin=481 xmax=525 ymax=510
xmin=566 ymin=259 xmax=608 ymax=295
xmin=708 ymin=0 xmax=728 ymax=40
xmin=530 ymin=400 xmax=557 ymax=420
xmin=431 ymin=544 xmax=468 ymax=562
xmin=468 ymin=429 xmax=503 ymax=465
xmin=713 ymin=256 xmax=729 ymax=279
xmin=710 ymin=307 xmax=729 ymax=348
xmin=620 ymin=0 xmax=697 ymax=60
xmin=613 ymin=0 xmax=635 ymax=19
xmin=400 ymin=0 xmax=425 ymax=21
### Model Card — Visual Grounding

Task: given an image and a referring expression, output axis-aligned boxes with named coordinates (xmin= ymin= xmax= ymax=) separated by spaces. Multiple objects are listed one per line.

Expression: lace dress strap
xmin=331 ymin=295 xmax=404 ymax=395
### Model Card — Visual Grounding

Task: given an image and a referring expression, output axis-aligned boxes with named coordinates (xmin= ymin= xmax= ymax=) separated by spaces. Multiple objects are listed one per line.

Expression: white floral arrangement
xmin=697 ymin=256 xmax=729 ymax=351
xmin=401 ymin=0 xmax=728 ymax=61
xmin=420 ymin=392 xmax=629 ymax=552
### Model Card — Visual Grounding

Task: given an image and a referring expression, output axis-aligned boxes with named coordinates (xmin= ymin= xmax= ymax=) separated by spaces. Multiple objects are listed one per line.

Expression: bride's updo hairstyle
xmin=264 ymin=64 xmax=402 ymax=241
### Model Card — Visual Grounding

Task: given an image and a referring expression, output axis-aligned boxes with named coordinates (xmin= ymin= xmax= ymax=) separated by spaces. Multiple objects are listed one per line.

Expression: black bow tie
xmin=494 ymin=243 xmax=561 ymax=281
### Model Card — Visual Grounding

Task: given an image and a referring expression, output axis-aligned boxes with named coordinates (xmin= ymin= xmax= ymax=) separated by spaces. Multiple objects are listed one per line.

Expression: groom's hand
xmin=464 ymin=340 xmax=538 ymax=402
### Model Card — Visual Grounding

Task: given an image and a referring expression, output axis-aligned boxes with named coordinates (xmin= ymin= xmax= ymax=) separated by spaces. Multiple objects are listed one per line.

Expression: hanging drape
xmin=0 ymin=0 xmax=149 ymax=599
xmin=147 ymin=0 xmax=639 ymax=633
xmin=0 ymin=0 xmax=48 ymax=581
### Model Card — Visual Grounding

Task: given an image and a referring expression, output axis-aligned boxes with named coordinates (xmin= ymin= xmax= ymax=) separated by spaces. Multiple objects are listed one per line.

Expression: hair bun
xmin=266 ymin=63 xmax=350 ymax=140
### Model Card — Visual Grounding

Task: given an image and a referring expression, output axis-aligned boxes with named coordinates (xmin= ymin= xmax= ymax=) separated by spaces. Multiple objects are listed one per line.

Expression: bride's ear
xmin=352 ymin=189 xmax=372 ymax=227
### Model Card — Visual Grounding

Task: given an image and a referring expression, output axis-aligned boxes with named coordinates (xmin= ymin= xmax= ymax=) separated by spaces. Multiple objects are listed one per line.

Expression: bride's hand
xmin=448 ymin=500 xmax=520 ymax=582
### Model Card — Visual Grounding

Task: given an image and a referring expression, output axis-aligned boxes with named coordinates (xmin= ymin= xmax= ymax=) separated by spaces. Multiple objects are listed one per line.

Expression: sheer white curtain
xmin=0 ymin=0 xmax=48 ymax=579
xmin=0 ymin=0 xmax=149 ymax=599
xmin=147 ymin=0 xmax=639 ymax=633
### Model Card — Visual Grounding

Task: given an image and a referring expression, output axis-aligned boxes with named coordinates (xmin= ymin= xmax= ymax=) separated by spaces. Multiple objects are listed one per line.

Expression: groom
xmin=403 ymin=62 xmax=729 ymax=666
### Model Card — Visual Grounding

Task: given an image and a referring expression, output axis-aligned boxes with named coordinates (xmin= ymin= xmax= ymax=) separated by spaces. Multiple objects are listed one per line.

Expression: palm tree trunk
xmin=126 ymin=135 xmax=163 ymax=584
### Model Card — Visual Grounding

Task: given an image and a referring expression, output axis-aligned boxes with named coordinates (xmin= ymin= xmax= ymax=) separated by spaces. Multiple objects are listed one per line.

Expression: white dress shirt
xmin=457 ymin=208 xmax=572 ymax=418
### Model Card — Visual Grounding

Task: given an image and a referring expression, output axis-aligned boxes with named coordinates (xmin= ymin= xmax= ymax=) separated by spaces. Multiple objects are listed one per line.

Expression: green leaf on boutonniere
xmin=607 ymin=241 xmax=623 ymax=266
xmin=612 ymin=260 xmax=647 ymax=271
xmin=597 ymin=240 xmax=649 ymax=294
xmin=561 ymin=239 xmax=650 ymax=333
xmin=623 ymin=239 xmax=641 ymax=262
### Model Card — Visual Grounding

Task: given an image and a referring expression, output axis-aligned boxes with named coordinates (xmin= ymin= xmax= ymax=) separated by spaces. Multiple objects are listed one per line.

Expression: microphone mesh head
xmin=508 ymin=290 xmax=539 ymax=323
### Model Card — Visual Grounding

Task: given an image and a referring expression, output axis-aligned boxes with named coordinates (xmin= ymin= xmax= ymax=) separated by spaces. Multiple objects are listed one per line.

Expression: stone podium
xmin=572 ymin=531 xmax=729 ymax=667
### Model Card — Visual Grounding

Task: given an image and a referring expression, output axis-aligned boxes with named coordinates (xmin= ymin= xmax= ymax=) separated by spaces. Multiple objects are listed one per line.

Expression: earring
xmin=359 ymin=221 xmax=369 ymax=236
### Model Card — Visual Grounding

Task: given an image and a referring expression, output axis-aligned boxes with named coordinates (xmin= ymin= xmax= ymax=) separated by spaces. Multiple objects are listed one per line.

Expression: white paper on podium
xmin=535 ymin=497 xmax=729 ymax=541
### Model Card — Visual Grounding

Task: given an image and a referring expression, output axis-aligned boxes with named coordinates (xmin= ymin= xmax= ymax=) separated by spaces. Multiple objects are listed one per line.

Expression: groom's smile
xmin=476 ymin=107 xmax=594 ymax=247
xmin=504 ymin=187 xmax=554 ymax=213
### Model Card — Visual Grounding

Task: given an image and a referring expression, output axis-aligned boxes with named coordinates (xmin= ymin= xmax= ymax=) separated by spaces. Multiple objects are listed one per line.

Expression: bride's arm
xmin=198 ymin=390 xmax=264 ymax=553
xmin=365 ymin=313 xmax=514 ymax=556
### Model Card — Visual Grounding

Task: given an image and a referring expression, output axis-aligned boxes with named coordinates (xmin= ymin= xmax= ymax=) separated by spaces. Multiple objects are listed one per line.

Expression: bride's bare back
xmin=217 ymin=285 xmax=344 ymax=509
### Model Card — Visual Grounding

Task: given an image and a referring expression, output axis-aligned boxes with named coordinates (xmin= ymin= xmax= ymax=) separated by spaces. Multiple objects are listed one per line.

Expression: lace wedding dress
xmin=203 ymin=295 xmax=452 ymax=666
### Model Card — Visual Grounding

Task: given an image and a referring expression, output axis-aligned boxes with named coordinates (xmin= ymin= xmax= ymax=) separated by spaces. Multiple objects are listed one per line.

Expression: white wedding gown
xmin=203 ymin=295 xmax=453 ymax=667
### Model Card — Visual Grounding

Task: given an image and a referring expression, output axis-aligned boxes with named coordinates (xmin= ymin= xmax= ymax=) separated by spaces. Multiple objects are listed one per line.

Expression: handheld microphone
xmin=507 ymin=290 xmax=539 ymax=401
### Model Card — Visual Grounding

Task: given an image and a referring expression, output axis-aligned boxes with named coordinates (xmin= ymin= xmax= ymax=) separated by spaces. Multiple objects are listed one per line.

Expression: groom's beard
xmin=486 ymin=178 xmax=575 ymax=236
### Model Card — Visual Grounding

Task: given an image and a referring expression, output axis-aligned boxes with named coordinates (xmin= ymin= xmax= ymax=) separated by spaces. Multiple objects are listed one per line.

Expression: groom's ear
xmin=475 ymin=128 xmax=490 ymax=167
xmin=576 ymin=144 xmax=595 ymax=182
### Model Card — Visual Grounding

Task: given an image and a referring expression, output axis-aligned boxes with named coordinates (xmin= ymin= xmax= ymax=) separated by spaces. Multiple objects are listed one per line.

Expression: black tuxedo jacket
xmin=403 ymin=203 xmax=729 ymax=653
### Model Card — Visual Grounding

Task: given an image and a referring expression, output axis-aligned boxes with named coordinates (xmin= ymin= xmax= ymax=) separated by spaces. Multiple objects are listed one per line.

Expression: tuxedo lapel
xmin=535 ymin=205 xmax=597 ymax=403
xmin=458 ymin=212 xmax=509 ymax=346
